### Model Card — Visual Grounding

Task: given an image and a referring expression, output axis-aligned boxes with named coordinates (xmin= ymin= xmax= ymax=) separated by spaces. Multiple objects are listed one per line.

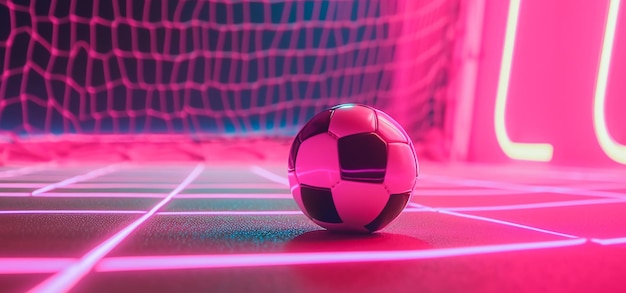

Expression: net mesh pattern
xmin=0 ymin=0 xmax=458 ymax=143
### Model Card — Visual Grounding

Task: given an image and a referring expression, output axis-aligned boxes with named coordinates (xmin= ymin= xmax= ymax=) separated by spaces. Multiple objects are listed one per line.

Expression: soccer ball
xmin=288 ymin=104 xmax=419 ymax=233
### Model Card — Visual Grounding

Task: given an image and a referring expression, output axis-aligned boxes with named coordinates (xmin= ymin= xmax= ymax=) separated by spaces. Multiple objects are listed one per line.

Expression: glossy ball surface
xmin=288 ymin=104 xmax=419 ymax=233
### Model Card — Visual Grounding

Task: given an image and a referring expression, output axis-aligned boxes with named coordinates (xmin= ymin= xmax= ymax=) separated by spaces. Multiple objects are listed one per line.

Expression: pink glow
xmin=95 ymin=239 xmax=586 ymax=272
xmin=28 ymin=164 xmax=204 ymax=293
xmin=31 ymin=164 xmax=123 ymax=195
xmin=0 ymin=258 xmax=75 ymax=274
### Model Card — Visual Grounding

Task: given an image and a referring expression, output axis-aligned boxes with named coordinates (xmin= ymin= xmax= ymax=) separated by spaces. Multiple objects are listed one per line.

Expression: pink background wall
xmin=469 ymin=0 xmax=626 ymax=166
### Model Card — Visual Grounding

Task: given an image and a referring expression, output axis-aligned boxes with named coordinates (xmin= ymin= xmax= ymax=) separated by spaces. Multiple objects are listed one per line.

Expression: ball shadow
xmin=283 ymin=230 xmax=434 ymax=291
xmin=285 ymin=229 xmax=432 ymax=253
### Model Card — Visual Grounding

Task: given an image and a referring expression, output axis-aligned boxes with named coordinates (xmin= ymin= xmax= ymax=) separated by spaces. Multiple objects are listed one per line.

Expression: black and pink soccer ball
xmin=288 ymin=104 xmax=419 ymax=233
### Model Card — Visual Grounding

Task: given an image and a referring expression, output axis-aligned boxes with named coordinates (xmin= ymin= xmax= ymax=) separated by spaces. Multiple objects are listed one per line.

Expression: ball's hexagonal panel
xmin=300 ymin=184 xmax=342 ymax=224
xmin=328 ymin=104 xmax=376 ymax=137
xmin=288 ymin=109 xmax=333 ymax=170
xmin=295 ymin=133 xmax=341 ymax=187
xmin=331 ymin=181 xmax=390 ymax=227
xmin=338 ymin=133 xmax=387 ymax=183
xmin=383 ymin=142 xmax=418 ymax=194
xmin=375 ymin=110 xmax=410 ymax=143
xmin=365 ymin=191 xmax=411 ymax=232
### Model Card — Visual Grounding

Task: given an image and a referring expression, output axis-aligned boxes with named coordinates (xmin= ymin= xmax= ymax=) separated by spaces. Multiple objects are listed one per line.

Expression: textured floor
xmin=1 ymin=162 xmax=626 ymax=292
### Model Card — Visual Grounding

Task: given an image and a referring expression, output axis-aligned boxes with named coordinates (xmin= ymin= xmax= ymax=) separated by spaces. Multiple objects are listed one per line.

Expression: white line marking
xmin=436 ymin=209 xmax=581 ymax=239
xmin=425 ymin=175 xmax=626 ymax=199
xmin=590 ymin=237 xmax=626 ymax=245
xmin=95 ymin=238 xmax=587 ymax=272
xmin=439 ymin=198 xmax=626 ymax=212
xmin=0 ymin=183 xmax=46 ymax=188
xmin=31 ymin=164 xmax=124 ymax=195
xmin=416 ymin=188 xmax=532 ymax=196
xmin=0 ymin=163 xmax=55 ymax=178
xmin=407 ymin=203 xmax=582 ymax=239
xmin=250 ymin=166 xmax=289 ymax=186
xmin=28 ymin=164 xmax=204 ymax=293
xmin=0 ymin=208 xmax=428 ymax=216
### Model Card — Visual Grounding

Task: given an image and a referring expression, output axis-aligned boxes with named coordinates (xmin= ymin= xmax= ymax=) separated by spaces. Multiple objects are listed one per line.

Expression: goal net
xmin=0 ymin=0 xmax=459 ymax=162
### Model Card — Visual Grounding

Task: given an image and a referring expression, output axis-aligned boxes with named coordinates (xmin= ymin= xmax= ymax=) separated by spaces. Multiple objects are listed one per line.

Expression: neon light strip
xmin=250 ymin=165 xmax=289 ymax=185
xmin=31 ymin=164 xmax=124 ymax=196
xmin=157 ymin=211 xmax=304 ymax=216
xmin=0 ymin=210 xmax=146 ymax=215
xmin=494 ymin=0 xmax=553 ymax=161
xmin=594 ymin=0 xmax=626 ymax=164
xmin=14 ymin=192 xmax=292 ymax=199
xmin=28 ymin=164 xmax=204 ymax=293
xmin=53 ymin=183 xmax=288 ymax=189
xmin=0 ymin=192 xmax=31 ymax=197
xmin=0 ymin=258 xmax=76 ymax=274
xmin=0 ymin=238 xmax=587 ymax=275
xmin=95 ymin=239 xmax=586 ymax=272
xmin=591 ymin=236 xmax=626 ymax=245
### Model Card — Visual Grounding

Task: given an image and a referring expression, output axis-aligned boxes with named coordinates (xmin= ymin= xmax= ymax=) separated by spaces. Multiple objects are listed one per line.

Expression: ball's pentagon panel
xmin=294 ymin=133 xmax=340 ymax=187
xmin=331 ymin=180 xmax=390 ymax=227
xmin=288 ymin=109 xmax=333 ymax=170
xmin=337 ymin=133 xmax=387 ymax=183
xmin=300 ymin=184 xmax=342 ymax=224
xmin=375 ymin=110 xmax=410 ymax=143
xmin=364 ymin=192 xmax=411 ymax=232
xmin=328 ymin=104 xmax=376 ymax=137
xmin=383 ymin=143 xmax=418 ymax=194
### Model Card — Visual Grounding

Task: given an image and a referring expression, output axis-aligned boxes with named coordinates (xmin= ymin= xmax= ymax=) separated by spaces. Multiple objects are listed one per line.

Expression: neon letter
xmin=594 ymin=0 xmax=626 ymax=164
xmin=494 ymin=0 xmax=554 ymax=161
